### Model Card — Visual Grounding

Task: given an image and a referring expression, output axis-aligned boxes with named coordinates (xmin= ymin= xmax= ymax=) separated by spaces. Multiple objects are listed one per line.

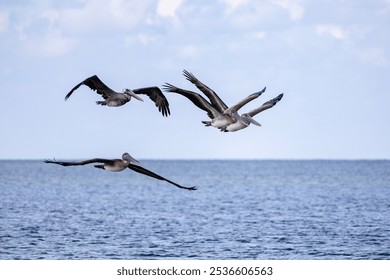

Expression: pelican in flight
xmin=44 ymin=153 xmax=196 ymax=191
xmin=163 ymin=70 xmax=265 ymax=128
xmin=222 ymin=93 xmax=284 ymax=132
xmin=65 ymin=75 xmax=170 ymax=116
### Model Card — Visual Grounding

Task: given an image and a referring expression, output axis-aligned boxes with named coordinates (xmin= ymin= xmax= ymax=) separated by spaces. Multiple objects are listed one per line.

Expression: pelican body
xmin=95 ymin=89 xmax=140 ymax=107
xmin=44 ymin=153 xmax=196 ymax=191
xmin=65 ymin=75 xmax=170 ymax=116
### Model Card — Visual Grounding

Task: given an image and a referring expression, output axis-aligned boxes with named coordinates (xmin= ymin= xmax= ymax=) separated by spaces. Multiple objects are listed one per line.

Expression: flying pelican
xmin=222 ymin=93 xmax=284 ymax=132
xmin=44 ymin=153 xmax=196 ymax=191
xmin=163 ymin=70 xmax=266 ymax=128
xmin=65 ymin=75 xmax=170 ymax=116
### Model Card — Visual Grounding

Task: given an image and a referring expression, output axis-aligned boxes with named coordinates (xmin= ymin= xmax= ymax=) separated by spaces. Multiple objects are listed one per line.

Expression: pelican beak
xmin=130 ymin=92 xmax=144 ymax=102
xmin=248 ymin=116 xmax=261 ymax=126
xmin=126 ymin=153 xmax=141 ymax=165
xmin=124 ymin=89 xmax=144 ymax=102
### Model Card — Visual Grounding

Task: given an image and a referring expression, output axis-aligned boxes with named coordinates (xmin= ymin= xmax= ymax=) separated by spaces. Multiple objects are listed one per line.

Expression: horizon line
xmin=1 ymin=158 xmax=389 ymax=161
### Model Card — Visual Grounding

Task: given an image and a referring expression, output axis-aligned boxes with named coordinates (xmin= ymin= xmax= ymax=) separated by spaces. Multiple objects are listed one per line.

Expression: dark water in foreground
xmin=0 ymin=160 xmax=389 ymax=259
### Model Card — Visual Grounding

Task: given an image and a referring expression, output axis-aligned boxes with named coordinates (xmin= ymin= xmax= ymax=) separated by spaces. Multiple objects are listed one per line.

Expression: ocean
xmin=0 ymin=160 xmax=389 ymax=259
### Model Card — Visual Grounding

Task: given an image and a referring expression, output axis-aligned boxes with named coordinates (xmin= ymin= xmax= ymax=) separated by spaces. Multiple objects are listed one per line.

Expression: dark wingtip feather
xmin=44 ymin=158 xmax=57 ymax=164
xmin=182 ymin=69 xmax=196 ymax=82
xmin=161 ymin=83 xmax=177 ymax=93
xmin=274 ymin=93 xmax=284 ymax=103
xmin=264 ymin=93 xmax=284 ymax=106
xmin=64 ymin=92 xmax=72 ymax=101
xmin=162 ymin=102 xmax=171 ymax=117
xmin=64 ymin=80 xmax=85 ymax=101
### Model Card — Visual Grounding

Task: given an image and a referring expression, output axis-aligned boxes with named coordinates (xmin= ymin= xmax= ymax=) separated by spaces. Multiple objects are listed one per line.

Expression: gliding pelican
xmin=65 ymin=75 xmax=170 ymax=116
xmin=222 ymin=93 xmax=284 ymax=132
xmin=163 ymin=70 xmax=266 ymax=128
xmin=44 ymin=153 xmax=196 ymax=191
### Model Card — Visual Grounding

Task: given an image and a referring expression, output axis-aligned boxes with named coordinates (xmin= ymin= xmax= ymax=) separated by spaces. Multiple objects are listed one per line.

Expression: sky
xmin=0 ymin=0 xmax=389 ymax=160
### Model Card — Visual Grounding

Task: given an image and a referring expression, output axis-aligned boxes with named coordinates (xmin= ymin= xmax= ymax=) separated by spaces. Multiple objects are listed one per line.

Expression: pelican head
xmin=241 ymin=114 xmax=261 ymax=127
xmin=122 ymin=152 xmax=140 ymax=165
xmin=229 ymin=111 xmax=240 ymax=122
xmin=123 ymin=89 xmax=144 ymax=102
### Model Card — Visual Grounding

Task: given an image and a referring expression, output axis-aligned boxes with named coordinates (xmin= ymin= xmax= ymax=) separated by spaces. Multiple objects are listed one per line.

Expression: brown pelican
xmin=163 ymin=70 xmax=266 ymax=128
xmin=44 ymin=153 xmax=196 ymax=191
xmin=222 ymin=93 xmax=284 ymax=132
xmin=65 ymin=75 xmax=170 ymax=116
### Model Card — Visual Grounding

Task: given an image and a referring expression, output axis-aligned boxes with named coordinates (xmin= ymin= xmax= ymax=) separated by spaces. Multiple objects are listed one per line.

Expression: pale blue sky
xmin=0 ymin=0 xmax=389 ymax=159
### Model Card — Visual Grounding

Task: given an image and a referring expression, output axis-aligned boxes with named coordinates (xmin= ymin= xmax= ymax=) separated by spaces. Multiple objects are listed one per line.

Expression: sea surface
xmin=0 ymin=160 xmax=389 ymax=260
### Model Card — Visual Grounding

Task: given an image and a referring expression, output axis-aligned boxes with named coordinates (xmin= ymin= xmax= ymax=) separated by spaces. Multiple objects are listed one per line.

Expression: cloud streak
xmin=39 ymin=0 xmax=153 ymax=33
xmin=219 ymin=0 xmax=248 ymax=14
xmin=157 ymin=0 xmax=182 ymax=18
xmin=272 ymin=0 xmax=305 ymax=20
xmin=23 ymin=29 xmax=77 ymax=57
xmin=316 ymin=24 xmax=347 ymax=40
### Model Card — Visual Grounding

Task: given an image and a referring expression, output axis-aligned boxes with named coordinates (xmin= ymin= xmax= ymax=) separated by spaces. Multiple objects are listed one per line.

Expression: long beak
xmin=248 ymin=116 xmax=261 ymax=126
xmin=124 ymin=153 xmax=141 ymax=165
xmin=130 ymin=91 xmax=144 ymax=102
xmin=125 ymin=89 xmax=144 ymax=102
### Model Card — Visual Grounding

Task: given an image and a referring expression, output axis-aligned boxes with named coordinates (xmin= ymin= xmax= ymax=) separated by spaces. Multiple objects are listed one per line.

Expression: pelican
xmin=222 ymin=93 xmax=284 ymax=132
xmin=163 ymin=70 xmax=266 ymax=128
xmin=65 ymin=75 xmax=170 ymax=116
xmin=44 ymin=153 xmax=196 ymax=191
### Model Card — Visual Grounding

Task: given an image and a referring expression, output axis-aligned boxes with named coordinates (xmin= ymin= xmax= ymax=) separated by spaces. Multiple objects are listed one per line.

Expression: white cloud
xmin=224 ymin=2 xmax=277 ymax=28
xmin=272 ymin=0 xmax=305 ymax=20
xmin=316 ymin=24 xmax=347 ymax=40
xmin=157 ymin=0 xmax=182 ymax=18
xmin=0 ymin=11 xmax=8 ymax=32
xmin=219 ymin=0 xmax=248 ymax=14
xmin=42 ymin=0 xmax=153 ymax=33
xmin=124 ymin=33 xmax=157 ymax=46
xmin=4 ymin=1 xmax=155 ymax=57
xmin=24 ymin=30 xmax=77 ymax=57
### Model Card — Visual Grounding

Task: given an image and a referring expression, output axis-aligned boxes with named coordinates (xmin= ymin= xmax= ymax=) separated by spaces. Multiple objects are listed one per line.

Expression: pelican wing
xmin=247 ymin=93 xmax=284 ymax=117
xmin=65 ymin=75 xmax=117 ymax=101
xmin=183 ymin=70 xmax=228 ymax=112
xmin=44 ymin=158 xmax=115 ymax=166
xmin=132 ymin=87 xmax=170 ymax=117
xmin=162 ymin=83 xmax=219 ymax=119
xmin=224 ymin=87 xmax=266 ymax=115
xmin=128 ymin=163 xmax=197 ymax=191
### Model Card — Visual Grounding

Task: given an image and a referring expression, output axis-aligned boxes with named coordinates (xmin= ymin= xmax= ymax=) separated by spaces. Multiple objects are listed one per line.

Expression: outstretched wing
xmin=247 ymin=93 xmax=284 ymax=117
xmin=128 ymin=163 xmax=197 ymax=191
xmin=183 ymin=69 xmax=228 ymax=112
xmin=132 ymin=87 xmax=170 ymax=117
xmin=65 ymin=75 xmax=117 ymax=101
xmin=224 ymin=87 xmax=266 ymax=115
xmin=44 ymin=158 xmax=114 ymax=166
xmin=162 ymin=83 xmax=219 ymax=119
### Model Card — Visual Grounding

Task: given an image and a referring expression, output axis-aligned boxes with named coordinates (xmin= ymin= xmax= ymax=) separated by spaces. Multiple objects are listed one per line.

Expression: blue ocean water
xmin=0 ymin=160 xmax=389 ymax=260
